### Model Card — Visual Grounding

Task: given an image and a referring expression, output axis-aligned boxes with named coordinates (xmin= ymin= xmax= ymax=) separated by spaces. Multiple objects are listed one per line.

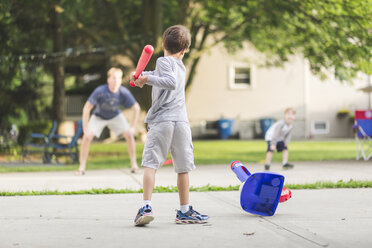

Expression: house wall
xmin=186 ymin=43 xmax=306 ymax=139
xmin=185 ymin=43 xmax=369 ymax=139
xmin=306 ymin=72 xmax=369 ymax=138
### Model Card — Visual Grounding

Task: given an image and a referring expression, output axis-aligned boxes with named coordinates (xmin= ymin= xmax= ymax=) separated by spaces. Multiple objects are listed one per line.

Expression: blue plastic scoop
xmin=231 ymin=161 xmax=285 ymax=216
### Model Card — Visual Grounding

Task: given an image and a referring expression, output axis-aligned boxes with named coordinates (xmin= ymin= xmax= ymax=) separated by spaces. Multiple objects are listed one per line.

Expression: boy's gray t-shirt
xmin=265 ymin=119 xmax=293 ymax=145
xmin=143 ymin=56 xmax=188 ymax=124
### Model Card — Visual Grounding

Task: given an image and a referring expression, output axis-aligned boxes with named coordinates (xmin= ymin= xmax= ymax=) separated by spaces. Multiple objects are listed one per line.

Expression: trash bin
xmin=218 ymin=119 xmax=234 ymax=139
xmin=260 ymin=118 xmax=274 ymax=138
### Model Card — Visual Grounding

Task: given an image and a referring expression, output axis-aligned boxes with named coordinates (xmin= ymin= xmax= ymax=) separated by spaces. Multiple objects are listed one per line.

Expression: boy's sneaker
xmin=175 ymin=206 xmax=209 ymax=224
xmin=264 ymin=164 xmax=270 ymax=170
xmin=134 ymin=205 xmax=154 ymax=226
xmin=282 ymin=163 xmax=294 ymax=170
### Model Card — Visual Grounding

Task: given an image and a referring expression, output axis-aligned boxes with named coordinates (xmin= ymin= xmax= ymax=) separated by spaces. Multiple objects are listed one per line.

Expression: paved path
xmin=0 ymin=160 xmax=371 ymax=248
xmin=0 ymin=160 xmax=371 ymax=192
xmin=1 ymin=190 xmax=372 ymax=248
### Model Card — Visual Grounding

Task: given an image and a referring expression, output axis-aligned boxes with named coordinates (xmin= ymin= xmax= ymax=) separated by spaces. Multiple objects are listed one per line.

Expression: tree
xmin=70 ymin=0 xmax=370 ymax=110
xmin=184 ymin=0 xmax=371 ymax=85
xmin=0 ymin=0 xmax=98 ymax=125
xmin=50 ymin=1 xmax=65 ymax=124
xmin=0 ymin=1 xmax=51 ymax=127
xmin=1 ymin=0 xmax=370 ymax=121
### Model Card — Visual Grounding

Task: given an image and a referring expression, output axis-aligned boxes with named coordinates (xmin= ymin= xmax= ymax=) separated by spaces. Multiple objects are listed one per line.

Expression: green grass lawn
xmin=2 ymin=179 xmax=372 ymax=196
xmin=0 ymin=139 xmax=357 ymax=173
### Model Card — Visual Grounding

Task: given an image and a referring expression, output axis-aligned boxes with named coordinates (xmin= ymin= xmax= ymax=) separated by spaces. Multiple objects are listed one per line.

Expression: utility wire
xmin=0 ymin=44 xmax=128 ymax=64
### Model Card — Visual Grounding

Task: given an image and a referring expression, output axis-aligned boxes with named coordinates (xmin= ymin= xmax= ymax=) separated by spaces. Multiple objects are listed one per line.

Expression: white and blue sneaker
xmin=175 ymin=206 xmax=209 ymax=224
xmin=134 ymin=205 xmax=154 ymax=226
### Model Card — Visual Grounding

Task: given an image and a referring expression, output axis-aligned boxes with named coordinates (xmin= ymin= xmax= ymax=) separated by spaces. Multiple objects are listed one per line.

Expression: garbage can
xmin=260 ymin=118 xmax=274 ymax=138
xmin=218 ymin=119 xmax=234 ymax=139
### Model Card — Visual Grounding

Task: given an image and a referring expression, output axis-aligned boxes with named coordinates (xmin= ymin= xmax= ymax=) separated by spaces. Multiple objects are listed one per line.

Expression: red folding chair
xmin=353 ymin=110 xmax=372 ymax=160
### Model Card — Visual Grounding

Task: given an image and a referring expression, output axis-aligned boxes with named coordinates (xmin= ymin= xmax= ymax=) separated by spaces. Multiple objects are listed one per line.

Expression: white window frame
xmin=311 ymin=120 xmax=330 ymax=134
xmin=228 ymin=63 xmax=254 ymax=90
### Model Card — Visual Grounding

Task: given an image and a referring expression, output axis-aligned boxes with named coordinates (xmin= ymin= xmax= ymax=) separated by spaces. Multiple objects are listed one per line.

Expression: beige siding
xmin=185 ymin=43 xmax=369 ymax=139
xmin=306 ymin=72 xmax=369 ymax=138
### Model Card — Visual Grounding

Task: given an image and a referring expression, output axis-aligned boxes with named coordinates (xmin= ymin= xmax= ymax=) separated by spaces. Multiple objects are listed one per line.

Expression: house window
xmin=311 ymin=121 xmax=330 ymax=134
xmin=229 ymin=64 xmax=252 ymax=89
xmin=234 ymin=68 xmax=251 ymax=85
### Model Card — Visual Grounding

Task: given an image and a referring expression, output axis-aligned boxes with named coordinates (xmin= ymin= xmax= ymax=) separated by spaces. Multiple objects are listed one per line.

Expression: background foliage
xmin=0 ymin=0 xmax=371 ymax=128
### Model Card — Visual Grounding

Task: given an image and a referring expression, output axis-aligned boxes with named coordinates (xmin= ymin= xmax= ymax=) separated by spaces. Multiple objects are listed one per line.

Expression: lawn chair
xmin=48 ymin=120 xmax=83 ymax=164
xmin=353 ymin=110 xmax=372 ymax=160
xmin=22 ymin=120 xmax=58 ymax=163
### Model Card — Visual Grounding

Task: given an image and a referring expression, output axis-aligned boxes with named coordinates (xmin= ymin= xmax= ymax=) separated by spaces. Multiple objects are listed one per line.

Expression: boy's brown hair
xmin=163 ymin=25 xmax=191 ymax=54
xmin=284 ymin=107 xmax=296 ymax=114
xmin=107 ymin=67 xmax=123 ymax=78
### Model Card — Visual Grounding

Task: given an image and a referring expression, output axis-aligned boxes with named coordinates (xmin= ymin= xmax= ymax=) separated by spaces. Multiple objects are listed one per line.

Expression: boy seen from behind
xmin=131 ymin=25 xmax=209 ymax=226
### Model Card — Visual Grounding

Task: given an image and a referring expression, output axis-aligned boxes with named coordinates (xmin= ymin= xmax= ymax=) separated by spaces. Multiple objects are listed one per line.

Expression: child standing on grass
xmin=264 ymin=108 xmax=296 ymax=171
xmin=131 ymin=25 xmax=209 ymax=226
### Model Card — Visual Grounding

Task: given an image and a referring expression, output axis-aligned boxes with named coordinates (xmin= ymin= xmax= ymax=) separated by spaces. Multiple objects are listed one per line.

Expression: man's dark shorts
xmin=267 ymin=141 xmax=287 ymax=152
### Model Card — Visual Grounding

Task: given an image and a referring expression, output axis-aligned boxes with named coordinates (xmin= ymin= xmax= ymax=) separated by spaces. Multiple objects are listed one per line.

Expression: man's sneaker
xmin=134 ymin=205 xmax=154 ymax=226
xmin=264 ymin=164 xmax=270 ymax=170
xmin=175 ymin=206 xmax=209 ymax=224
xmin=282 ymin=163 xmax=294 ymax=170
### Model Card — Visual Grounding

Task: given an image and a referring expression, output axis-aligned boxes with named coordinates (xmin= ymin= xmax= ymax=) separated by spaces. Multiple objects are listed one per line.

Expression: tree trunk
xmin=177 ymin=0 xmax=190 ymax=24
xmin=50 ymin=2 xmax=65 ymax=124
xmin=185 ymin=25 xmax=209 ymax=90
xmin=153 ymin=0 xmax=163 ymax=50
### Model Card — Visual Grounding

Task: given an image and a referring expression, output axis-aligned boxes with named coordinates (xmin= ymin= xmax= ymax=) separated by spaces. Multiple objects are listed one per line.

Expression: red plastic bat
xmin=130 ymin=45 xmax=154 ymax=87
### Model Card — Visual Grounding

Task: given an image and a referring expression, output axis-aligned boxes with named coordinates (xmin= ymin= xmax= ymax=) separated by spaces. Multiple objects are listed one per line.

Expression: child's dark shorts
xmin=267 ymin=141 xmax=287 ymax=152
